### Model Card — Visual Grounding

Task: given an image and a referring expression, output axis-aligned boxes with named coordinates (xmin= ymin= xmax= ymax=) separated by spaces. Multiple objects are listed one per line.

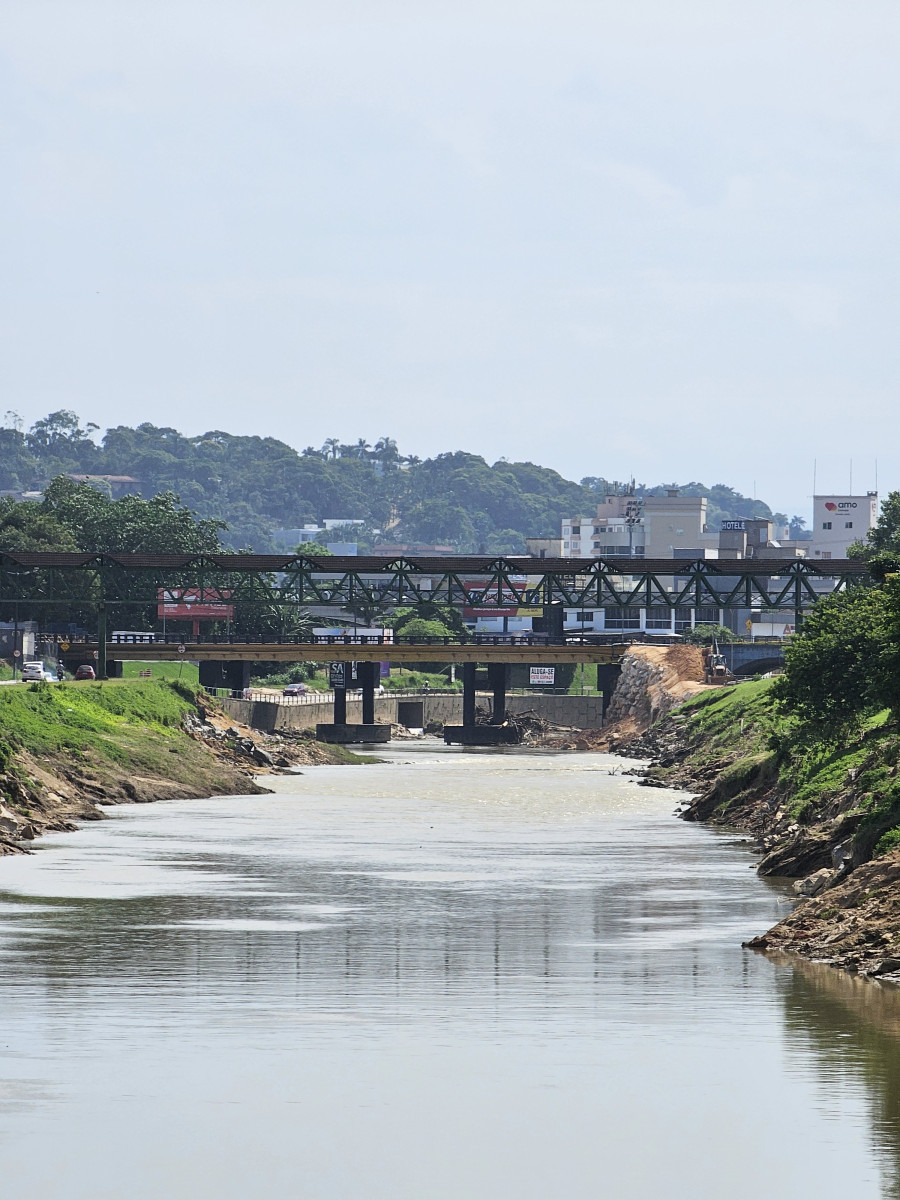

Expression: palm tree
xmin=322 ymin=438 xmax=341 ymax=460
xmin=374 ymin=436 xmax=399 ymax=466
xmin=354 ymin=438 xmax=371 ymax=459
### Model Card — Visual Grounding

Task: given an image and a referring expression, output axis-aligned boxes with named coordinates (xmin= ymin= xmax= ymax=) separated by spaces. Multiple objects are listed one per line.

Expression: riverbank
xmin=0 ymin=679 xmax=371 ymax=854
xmin=621 ymin=679 xmax=900 ymax=978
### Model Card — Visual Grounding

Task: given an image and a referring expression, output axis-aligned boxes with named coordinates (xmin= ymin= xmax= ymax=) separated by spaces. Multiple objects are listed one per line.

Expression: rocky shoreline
xmin=617 ymin=697 xmax=900 ymax=981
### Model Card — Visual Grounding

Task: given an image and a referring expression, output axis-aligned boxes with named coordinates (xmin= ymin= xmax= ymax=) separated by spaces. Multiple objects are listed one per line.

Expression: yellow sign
xmin=59 ymin=641 xmax=70 ymax=651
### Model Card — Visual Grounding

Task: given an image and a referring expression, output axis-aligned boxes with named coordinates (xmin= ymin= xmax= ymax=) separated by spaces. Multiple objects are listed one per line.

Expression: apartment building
xmin=560 ymin=490 xmax=713 ymax=559
xmin=561 ymin=494 xmax=645 ymax=557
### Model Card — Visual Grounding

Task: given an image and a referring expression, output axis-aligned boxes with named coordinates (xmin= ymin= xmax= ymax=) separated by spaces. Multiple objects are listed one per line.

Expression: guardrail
xmin=204 ymin=686 xmax=465 ymax=706
xmin=78 ymin=632 xmax=665 ymax=649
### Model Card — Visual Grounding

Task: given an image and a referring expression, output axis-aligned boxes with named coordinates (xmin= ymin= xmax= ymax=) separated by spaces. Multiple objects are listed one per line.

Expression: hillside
xmin=0 ymin=411 xmax=786 ymax=554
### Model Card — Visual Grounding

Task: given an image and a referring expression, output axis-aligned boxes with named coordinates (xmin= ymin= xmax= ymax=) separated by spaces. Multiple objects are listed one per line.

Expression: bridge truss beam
xmin=0 ymin=552 xmax=870 ymax=614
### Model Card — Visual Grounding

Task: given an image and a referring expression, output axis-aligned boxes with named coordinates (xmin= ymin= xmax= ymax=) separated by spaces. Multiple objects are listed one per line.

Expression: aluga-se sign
xmin=529 ymin=666 xmax=556 ymax=686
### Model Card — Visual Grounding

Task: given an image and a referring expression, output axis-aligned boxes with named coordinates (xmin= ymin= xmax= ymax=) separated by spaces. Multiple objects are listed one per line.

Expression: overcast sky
xmin=3 ymin=0 xmax=899 ymax=519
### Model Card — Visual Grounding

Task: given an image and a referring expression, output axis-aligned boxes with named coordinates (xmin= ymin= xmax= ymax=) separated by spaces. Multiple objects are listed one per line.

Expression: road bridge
xmin=93 ymin=637 xmax=626 ymax=664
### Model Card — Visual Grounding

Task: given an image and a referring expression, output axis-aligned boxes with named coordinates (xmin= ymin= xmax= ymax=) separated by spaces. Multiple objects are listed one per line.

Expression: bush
xmin=681 ymin=623 xmax=739 ymax=645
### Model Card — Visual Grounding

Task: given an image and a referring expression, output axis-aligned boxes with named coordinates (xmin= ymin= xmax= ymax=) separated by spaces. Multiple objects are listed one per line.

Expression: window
xmin=845 ymin=521 xmax=853 ymax=528
xmin=604 ymin=606 xmax=641 ymax=630
xmin=577 ymin=612 xmax=594 ymax=623
xmin=571 ymin=525 xmax=580 ymax=534
xmin=822 ymin=521 xmax=832 ymax=530
xmin=821 ymin=551 xmax=832 ymax=559
xmin=646 ymin=606 xmax=672 ymax=630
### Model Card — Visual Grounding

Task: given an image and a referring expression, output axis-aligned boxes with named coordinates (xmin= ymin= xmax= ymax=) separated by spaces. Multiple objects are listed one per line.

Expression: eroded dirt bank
xmin=0 ymin=680 xmax=371 ymax=855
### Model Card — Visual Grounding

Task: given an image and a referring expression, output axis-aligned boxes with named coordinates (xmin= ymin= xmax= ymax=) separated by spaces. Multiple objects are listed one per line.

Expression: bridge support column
xmin=333 ymin=681 xmax=347 ymax=725
xmin=488 ymin=662 xmax=507 ymax=724
xmin=199 ymin=661 xmax=250 ymax=696
xmin=316 ymin=660 xmax=390 ymax=744
xmin=595 ymin=663 xmax=621 ymax=718
xmin=360 ymin=661 xmax=377 ymax=725
xmin=444 ymin=660 xmax=518 ymax=746
xmin=462 ymin=662 xmax=476 ymax=727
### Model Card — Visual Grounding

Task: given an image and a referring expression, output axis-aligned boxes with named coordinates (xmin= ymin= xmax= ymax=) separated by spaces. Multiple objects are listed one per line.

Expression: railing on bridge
xmin=100 ymin=631 xmax=667 ymax=649
xmin=203 ymin=686 xmax=464 ymax=706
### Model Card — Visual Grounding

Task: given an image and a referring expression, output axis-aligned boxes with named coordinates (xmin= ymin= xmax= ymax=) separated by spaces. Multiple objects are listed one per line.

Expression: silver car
xmin=20 ymin=661 xmax=47 ymax=681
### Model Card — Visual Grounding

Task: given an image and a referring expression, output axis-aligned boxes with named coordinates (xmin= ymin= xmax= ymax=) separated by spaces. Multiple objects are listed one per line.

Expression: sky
xmin=2 ymin=0 xmax=899 ymax=520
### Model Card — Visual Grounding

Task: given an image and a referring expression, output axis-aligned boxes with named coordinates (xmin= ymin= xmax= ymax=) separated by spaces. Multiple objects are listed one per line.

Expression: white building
xmin=561 ymin=494 xmax=645 ymax=557
xmin=811 ymin=493 xmax=878 ymax=559
xmin=560 ymin=490 xmax=714 ymax=559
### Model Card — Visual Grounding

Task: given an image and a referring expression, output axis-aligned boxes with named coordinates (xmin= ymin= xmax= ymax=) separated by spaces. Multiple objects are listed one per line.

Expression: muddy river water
xmin=2 ymin=743 xmax=900 ymax=1198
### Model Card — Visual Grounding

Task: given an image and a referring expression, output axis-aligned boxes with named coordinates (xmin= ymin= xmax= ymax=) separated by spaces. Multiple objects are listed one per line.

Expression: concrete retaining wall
xmin=221 ymin=692 xmax=605 ymax=732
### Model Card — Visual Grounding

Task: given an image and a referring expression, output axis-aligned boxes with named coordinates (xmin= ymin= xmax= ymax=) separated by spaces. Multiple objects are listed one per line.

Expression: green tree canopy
xmin=39 ymin=477 xmax=225 ymax=554
xmin=773 ymin=581 xmax=900 ymax=743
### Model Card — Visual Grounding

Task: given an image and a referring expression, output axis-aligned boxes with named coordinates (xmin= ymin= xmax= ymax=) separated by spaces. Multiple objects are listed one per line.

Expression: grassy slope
xmin=0 ymin=678 xmax=242 ymax=795
xmin=119 ymin=660 xmax=200 ymax=684
xmin=658 ymin=680 xmax=900 ymax=865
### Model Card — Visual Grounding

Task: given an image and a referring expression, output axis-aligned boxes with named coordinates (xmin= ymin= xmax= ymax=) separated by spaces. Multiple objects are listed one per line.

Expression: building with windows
xmin=811 ymin=493 xmax=878 ymax=559
xmin=560 ymin=489 xmax=717 ymax=559
xmin=561 ymin=493 xmax=645 ymax=557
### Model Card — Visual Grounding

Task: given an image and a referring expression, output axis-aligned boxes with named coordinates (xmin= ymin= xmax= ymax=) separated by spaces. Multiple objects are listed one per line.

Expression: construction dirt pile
xmin=542 ymin=644 xmax=712 ymax=752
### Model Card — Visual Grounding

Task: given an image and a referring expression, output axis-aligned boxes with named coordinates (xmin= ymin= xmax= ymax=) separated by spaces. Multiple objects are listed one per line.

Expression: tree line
xmin=1 ymin=409 xmax=787 ymax=554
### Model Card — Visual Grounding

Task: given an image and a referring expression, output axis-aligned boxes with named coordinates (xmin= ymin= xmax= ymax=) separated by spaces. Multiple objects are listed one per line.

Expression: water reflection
xmin=0 ymin=747 xmax=894 ymax=1198
xmin=767 ymin=952 xmax=900 ymax=1197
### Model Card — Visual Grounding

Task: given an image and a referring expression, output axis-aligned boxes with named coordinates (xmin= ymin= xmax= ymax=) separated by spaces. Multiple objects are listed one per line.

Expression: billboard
xmin=529 ymin=666 xmax=556 ymax=686
xmin=157 ymin=588 xmax=234 ymax=620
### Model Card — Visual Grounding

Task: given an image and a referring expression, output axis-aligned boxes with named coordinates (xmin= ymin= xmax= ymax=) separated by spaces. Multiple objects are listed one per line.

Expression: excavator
xmin=705 ymin=639 xmax=732 ymax=684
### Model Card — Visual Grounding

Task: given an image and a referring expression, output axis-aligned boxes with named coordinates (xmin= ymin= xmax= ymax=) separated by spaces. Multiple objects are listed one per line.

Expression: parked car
xmin=20 ymin=661 xmax=47 ymax=681
xmin=74 ymin=665 xmax=96 ymax=680
xmin=283 ymin=682 xmax=308 ymax=696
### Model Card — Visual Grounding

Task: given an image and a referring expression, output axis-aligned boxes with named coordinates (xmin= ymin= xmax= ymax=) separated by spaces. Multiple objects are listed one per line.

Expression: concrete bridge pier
xmin=444 ymin=661 xmax=518 ymax=746
xmin=317 ymin=660 xmax=391 ymax=744
xmin=595 ymin=663 xmax=622 ymax=717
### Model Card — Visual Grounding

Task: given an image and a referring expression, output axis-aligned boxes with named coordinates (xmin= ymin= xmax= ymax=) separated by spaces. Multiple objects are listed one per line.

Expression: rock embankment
xmin=621 ymin=681 xmax=900 ymax=980
xmin=544 ymin=643 xmax=711 ymax=751
xmin=605 ymin=644 xmax=708 ymax=727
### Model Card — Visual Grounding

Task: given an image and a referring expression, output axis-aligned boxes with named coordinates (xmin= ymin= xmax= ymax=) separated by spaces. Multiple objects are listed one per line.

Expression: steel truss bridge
xmin=0 ymin=551 xmax=870 ymax=615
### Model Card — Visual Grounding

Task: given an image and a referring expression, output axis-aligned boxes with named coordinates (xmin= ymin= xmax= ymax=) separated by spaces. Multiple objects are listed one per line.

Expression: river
xmin=1 ymin=743 xmax=899 ymax=1198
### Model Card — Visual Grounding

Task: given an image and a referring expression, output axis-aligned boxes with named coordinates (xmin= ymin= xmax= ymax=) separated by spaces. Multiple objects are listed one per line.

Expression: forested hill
xmin=0 ymin=411 xmax=789 ymax=554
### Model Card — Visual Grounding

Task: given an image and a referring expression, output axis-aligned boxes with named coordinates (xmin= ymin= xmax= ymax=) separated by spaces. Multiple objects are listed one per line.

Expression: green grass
xmin=0 ymin=678 xmax=198 ymax=766
xmin=383 ymin=669 xmax=461 ymax=692
xmin=0 ymin=661 xmax=12 ymax=681
xmin=669 ymin=680 xmax=900 ymax=866
xmin=119 ymin=660 xmax=200 ymax=684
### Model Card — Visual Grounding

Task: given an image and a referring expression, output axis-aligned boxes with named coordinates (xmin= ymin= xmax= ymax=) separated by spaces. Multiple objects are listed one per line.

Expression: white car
xmin=20 ymin=661 xmax=47 ymax=681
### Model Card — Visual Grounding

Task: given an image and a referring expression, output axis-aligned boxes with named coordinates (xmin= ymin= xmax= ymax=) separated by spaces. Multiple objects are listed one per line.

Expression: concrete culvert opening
xmin=398 ymin=701 xmax=425 ymax=728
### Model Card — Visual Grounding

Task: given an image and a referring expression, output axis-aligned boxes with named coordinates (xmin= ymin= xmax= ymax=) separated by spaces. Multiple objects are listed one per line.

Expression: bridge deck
xmin=88 ymin=642 xmax=626 ymax=664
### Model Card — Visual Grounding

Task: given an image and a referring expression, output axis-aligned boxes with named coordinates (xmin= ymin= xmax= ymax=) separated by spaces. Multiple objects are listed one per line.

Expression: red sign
xmin=157 ymin=588 xmax=234 ymax=620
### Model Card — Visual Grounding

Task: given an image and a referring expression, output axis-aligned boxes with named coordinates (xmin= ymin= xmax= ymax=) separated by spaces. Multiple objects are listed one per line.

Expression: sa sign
xmin=329 ymin=662 xmax=347 ymax=688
